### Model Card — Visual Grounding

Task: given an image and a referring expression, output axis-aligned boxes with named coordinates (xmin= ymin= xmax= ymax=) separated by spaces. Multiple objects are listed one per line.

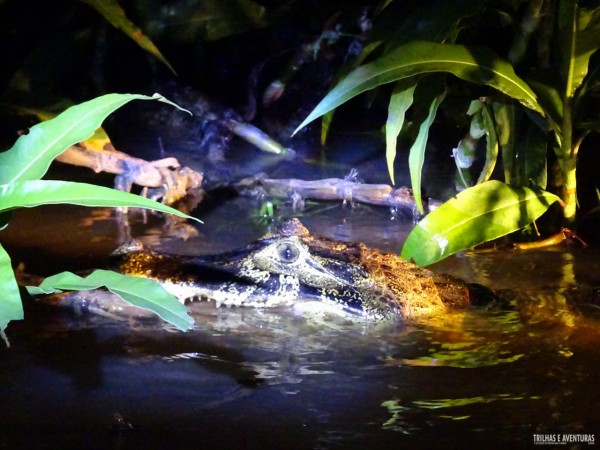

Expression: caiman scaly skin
xmin=113 ymin=219 xmax=487 ymax=320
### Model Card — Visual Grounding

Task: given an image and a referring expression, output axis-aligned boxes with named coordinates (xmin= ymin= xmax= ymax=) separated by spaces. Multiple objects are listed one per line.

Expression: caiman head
xmin=113 ymin=219 xmax=483 ymax=320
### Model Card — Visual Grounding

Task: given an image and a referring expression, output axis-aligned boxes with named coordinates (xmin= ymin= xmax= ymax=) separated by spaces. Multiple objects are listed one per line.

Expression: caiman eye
xmin=276 ymin=242 xmax=300 ymax=263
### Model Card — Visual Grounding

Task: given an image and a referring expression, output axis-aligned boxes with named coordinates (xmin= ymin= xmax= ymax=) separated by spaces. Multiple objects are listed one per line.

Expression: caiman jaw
xmin=113 ymin=241 xmax=301 ymax=308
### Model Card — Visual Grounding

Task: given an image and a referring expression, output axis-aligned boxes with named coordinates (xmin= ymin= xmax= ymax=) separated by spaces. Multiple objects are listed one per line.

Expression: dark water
xmin=2 ymin=193 xmax=600 ymax=449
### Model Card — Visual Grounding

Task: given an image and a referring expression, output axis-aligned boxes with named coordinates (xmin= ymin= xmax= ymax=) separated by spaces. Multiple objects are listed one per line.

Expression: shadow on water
xmin=1 ymin=173 xmax=600 ymax=448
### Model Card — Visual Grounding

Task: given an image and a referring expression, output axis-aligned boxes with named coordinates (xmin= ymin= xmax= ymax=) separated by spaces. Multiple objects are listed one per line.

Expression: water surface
xmin=2 ymin=193 xmax=600 ymax=449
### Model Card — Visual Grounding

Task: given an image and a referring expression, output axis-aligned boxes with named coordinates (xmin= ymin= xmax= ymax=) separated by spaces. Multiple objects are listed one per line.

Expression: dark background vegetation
xmin=1 ymin=0 xmax=600 ymax=241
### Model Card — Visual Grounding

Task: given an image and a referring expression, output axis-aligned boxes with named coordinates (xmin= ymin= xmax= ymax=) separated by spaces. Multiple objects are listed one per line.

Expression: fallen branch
xmin=237 ymin=174 xmax=441 ymax=213
xmin=56 ymin=142 xmax=203 ymax=205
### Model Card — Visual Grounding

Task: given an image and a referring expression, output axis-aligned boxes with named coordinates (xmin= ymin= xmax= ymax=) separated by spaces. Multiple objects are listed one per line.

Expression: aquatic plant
xmin=294 ymin=0 xmax=600 ymax=265
xmin=0 ymin=93 xmax=197 ymax=344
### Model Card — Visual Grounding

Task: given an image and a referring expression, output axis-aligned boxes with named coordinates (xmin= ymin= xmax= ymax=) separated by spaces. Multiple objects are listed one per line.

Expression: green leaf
xmin=293 ymin=41 xmax=544 ymax=135
xmin=408 ymin=77 xmax=446 ymax=214
xmin=0 ymin=243 xmax=23 ymax=345
xmin=385 ymin=81 xmax=416 ymax=184
xmin=0 ymin=180 xmax=201 ymax=223
xmin=0 ymin=93 xmax=189 ymax=185
xmin=320 ymin=110 xmax=334 ymax=146
xmin=79 ymin=0 xmax=176 ymax=74
xmin=136 ymin=0 xmax=270 ymax=42
xmin=475 ymin=102 xmax=499 ymax=184
xmin=527 ymin=70 xmax=564 ymax=130
xmin=401 ymin=180 xmax=561 ymax=266
xmin=492 ymin=101 xmax=519 ymax=184
xmin=559 ymin=2 xmax=600 ymax=99
xmin=27 ymin=270 xmax=193 ymax=331
xmin=514 ymin=124 xmax=548 ymax=188
xmin=574 ymin=49 xmax=600 ymax=109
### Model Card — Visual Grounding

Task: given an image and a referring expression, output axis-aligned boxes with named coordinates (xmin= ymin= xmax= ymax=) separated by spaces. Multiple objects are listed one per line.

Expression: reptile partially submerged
xmin=113 ymin=219 xmax=493 ymax=320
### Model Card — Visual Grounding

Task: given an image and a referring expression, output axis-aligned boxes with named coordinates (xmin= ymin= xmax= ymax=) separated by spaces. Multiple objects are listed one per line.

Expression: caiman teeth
xmin=184 ymin=295 xmax=200 ymax=304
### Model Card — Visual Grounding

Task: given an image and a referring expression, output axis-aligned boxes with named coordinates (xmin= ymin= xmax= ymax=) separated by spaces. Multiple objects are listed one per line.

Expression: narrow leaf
xmin=401 ymin=180 xmax=561 ymax=266
xmin=141 ymin=0 xmax=270 ymax=42
xmin=475 ymin=102 xmax=499 ymax=184
xmin=408 ymin=79 xmax=446 ymax=214
xmin=385 ymin=82 xmax=416 ymax=184
xmin=293 ymin=41 xmax=544 ymax=135
xmin=28 ymin=269 xmax=193 ymax=331
xmin=320 ymin=110 xmax=334 ymax=146
xmin=0 ymin=180 xmax=201 ymax=223
xmin=492 ymin=102 xmax=519 ymax=184
xmin=526 ymin=70 xmax=564 ymax=130
xmin=0 ymin=93 xmax=189 ymax=185
xmin=79 ymin=0 xmax=176 ymax=74
xmin=0 ymin=243 xmax=23 ymax=345
xmin=515 ymin=124 xmax=548 ymax=188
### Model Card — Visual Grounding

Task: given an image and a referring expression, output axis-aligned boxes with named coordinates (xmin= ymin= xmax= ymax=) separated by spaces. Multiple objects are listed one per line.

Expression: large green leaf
xmin=559 ymin=1 xmax=600 ymax=99
xmin=27 ymin=270 xmax=193 ymax=331
xmin=0 ymin=93 xmax=188 ymax=185
xmin=0 ymin=243 xmax=23 ymax=345
xmin=385 ymin=81 xmax=416 ymax=184
xmin=79 ymin=0 xmax=176 ymax=74
xmin=293 ymin=41 xmax=544 ymax=135
xmin=401 ymin=180 xmax=561 ymax=266
xmin=0 ymin=180 xmax=201 ymax=222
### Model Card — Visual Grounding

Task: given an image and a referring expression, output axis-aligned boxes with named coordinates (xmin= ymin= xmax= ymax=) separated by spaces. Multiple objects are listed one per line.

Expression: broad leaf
xmin=574 ymin=50 xmax=600 ymax=107
xmin=0 ymin=243 xmax=23 ymax=345
xmin=559 ymin=1 xmax=600 ymax=99
xmin=79 ymin=0 xmax=176 ymax=74
xmin=385 ymin=81 xmax=416 ymax=184
xmin=0 ymin=93 xmax=189 ymax=185
xmin=27 ymin=270 xmax=193 ymax=331
xmin=293 ymin=41 xmax=544 ymax=135
xmin=0 ymin=180 xmax=201 ymax=222
xmin=401 ymin=180 xmax=561 ymax=266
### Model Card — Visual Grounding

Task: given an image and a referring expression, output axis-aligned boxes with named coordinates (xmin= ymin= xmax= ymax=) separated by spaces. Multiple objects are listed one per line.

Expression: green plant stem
xmin=560 ymin=100 xmax=577 ymax=222
xmin=559 ymin=0 xmax=577 ymax=223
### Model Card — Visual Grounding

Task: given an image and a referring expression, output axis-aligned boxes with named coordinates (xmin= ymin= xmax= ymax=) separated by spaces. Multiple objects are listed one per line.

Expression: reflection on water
xmin=1 ymin=200 xmax=600 ymax=449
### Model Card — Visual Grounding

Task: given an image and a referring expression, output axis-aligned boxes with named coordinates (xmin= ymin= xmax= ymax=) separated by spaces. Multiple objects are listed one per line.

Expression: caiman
xmin=112 ymin=218 xmax=494 ymax=320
